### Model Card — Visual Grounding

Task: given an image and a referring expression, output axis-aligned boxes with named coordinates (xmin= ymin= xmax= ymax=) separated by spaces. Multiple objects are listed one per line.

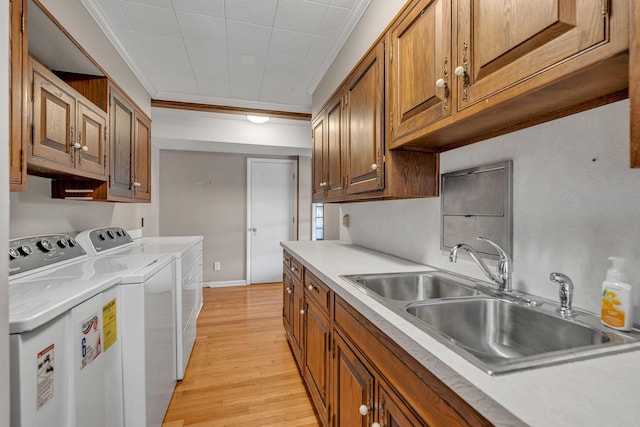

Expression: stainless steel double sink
xmin=341 ymin=271 xmax=639 ymax=375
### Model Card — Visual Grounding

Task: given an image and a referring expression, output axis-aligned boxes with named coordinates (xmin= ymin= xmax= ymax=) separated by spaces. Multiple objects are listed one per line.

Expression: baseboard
xmin=205 ymin=280 xmax=248 ymax=288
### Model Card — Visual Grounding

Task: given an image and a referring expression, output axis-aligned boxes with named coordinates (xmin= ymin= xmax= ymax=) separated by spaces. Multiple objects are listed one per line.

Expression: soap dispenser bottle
xmin=601 ymin=257 xmax=634 ymax=331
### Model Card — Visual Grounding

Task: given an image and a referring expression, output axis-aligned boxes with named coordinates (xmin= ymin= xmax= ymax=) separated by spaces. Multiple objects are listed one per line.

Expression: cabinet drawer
xmin=283 ymin=250 xmax=292 ymax=270
xmin=288 ymin=257 xmax=303 ymax=283
xmin=304 ymin=271 xmax=330 ymax=313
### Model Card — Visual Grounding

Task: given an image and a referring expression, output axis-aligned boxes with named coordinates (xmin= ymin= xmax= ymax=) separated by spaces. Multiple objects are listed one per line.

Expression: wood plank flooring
xmin=162 ymin=283 xmax=321 ymax=427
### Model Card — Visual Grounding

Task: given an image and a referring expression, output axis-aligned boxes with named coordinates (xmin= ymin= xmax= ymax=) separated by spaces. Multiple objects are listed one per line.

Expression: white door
xmin=247 ymin=158 xmax=297 ymax=284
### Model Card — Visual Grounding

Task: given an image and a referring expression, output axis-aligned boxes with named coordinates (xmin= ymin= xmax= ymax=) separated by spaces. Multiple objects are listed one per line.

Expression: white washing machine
xmin=76 ymin=228 xmax=203 ymax=380
xmin=9 ymin=234 xmax=123 ymax=427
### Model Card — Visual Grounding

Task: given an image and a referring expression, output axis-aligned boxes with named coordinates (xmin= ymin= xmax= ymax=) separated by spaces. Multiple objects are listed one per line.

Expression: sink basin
xmin=343 ymin=271 xmax=479 ymax=301
xmin=405 ymin=297 xmax=636 ymax=374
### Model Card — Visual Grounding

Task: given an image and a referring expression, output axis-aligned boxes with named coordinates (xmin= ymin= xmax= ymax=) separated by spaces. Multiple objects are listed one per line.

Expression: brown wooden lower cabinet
xmin=332 ymin=330 xmax=375 ymax=427
xmin=281 ymin=250 xmax=492 ymax=427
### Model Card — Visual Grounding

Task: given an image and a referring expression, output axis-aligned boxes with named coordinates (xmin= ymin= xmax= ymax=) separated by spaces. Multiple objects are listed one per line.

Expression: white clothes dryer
xmin=76 ymin=228 xmax=203 ymax=380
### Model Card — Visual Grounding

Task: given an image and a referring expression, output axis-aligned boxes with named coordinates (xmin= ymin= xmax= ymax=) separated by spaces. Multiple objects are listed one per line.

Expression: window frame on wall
xmin=312 ymin=203 xmax=324 ymax=240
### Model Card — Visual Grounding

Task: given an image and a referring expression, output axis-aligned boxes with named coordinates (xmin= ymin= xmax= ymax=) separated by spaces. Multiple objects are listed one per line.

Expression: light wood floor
xmin=162 ymin=283 xmax=321 ymax=427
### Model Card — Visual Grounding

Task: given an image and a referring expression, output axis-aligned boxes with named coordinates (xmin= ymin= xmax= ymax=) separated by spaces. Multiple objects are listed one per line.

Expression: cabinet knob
xmin=435 ymin=78 xmax=446 ymax=88
xmin=81 ymin=145 xmax=89 ymax=152
xmin=454 ymin=65 xmax=466 ymax=76
xmin=73 ymin=142 xmax=81 ymax=149
xmin=287 ymin=287 xmax=292 ymax=294
xmin=133 ymin=182 xmax=142 ymax=187
xmin=372 ymin=423 xmax=381 ymax=427
xmin=359 ymin=404 xmax=369 ymax=416
xmin=308 ymin=284 xmax=316 ymax=291
xmin=371 ymin=164 xmax=378 ymax=170
xmin=300 ymin=309 xmax=305 ymax=315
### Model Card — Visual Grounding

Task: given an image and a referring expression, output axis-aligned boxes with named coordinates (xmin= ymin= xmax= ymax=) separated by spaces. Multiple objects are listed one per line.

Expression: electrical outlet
xmin=214 ymin=262 xmax=221 ymax=271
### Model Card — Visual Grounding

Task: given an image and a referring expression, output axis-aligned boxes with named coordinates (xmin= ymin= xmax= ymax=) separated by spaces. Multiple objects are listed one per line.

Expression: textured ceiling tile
xmin=172 ymin=0 xmax=225 ymax=17
xmin=176 ymin=12 xmax=226 ymax=42
xmin=269 ymin=28 xmax=314 ymax=56
xmin=196 ymin=76 xmax=230 ymax=97
xmin=120 ymin=2 xmax=180 ymax=37
xmin=122 ymin=0 xmax=172 ymax=9
xmin=317 ymin=6 xmax=349 ymax=37
xmin=96 ymin=0 xmax=131 ymax=30
xmin=331 ymin=0 xmax=357 ymax=8
xmin=225 ymin=0 xmax=278 ymax=26
xmin=265 ymin=52 xmax=307 ymax=76
xmin=227 ymin=21 xmax=272 ymax=51
xmin=138 ymin=33 xmax=193 ymax=77
xmin=185 ymin=39 xmax=228 ymax=79
xmin=274 ymin=0 xmax=328 ymax=34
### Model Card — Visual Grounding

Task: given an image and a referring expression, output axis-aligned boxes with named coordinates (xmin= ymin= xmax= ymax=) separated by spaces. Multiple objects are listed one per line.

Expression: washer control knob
xmin=38 ymin=239 xmax=54 ymax=252
xmin=98 ymin=233 xmax=107 ymax=241
xmin=68 ymin=238 xmax=77 ymax=247
xmin=9 ymin=248 xmax=20 ymax=260
xmin=107 ymin=230 xmax=116 ymax=239
xmin=19 ymin=245 xmax=33 ymax=256
xmin=58 ymin=238 xmax=69 ymax=248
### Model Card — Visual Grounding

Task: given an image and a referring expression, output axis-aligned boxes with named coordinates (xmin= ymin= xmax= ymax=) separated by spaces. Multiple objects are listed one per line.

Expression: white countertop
xmin=282 ymin=240 xmax=640 ymax=426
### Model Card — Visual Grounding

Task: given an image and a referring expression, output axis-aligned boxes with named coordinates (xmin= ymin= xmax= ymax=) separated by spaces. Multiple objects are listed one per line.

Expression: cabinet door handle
xmin=371 ymin=163 xmax=378 ymax=170
xmin=299 ymin=309 xmax=305 ymax=315
xmin=286 ymin=287 xmax=292 ymax=294
xmin=359 ymin=404 xmax=369 ymax=416
xmin=81 ymin=145 xmax=89 ymax=152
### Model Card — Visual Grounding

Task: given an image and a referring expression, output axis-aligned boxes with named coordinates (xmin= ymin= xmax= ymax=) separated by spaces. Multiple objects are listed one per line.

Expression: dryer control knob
xmin=68 ymin=238 xmax=77 ymax=247
xmin=19 ymin=245 xmax=33 ymax=256
xmin=38 ymin=239 xmax=54 ymax=252
xmin=9 ymin=248 xmax=20 ymax=260
xmin=107 ymin=230 xmax=116 ymax=239
xmin=57 ymin=239 xmax=69 ymax=248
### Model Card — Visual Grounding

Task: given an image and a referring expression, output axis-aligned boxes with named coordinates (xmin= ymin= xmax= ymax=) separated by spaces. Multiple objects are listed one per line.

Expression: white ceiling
xmin=81 ymin=0 xmax=371 ymax=114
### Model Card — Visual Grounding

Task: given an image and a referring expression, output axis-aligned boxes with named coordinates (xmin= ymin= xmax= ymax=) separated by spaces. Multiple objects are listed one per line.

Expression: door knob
xmin=248 ymin=227 xmax=257 ymax=232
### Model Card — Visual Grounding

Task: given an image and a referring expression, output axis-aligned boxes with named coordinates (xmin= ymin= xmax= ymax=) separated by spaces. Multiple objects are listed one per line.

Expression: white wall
xmin=1 ymin=0 xmax=11 ymax=421
xmin=339 ymin=100 xmax=640 ymax=319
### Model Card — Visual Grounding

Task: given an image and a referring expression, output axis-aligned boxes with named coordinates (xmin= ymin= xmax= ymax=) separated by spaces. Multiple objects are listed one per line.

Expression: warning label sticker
xmin=79 ymin=312 xmax=101 ymax=369
xmin=102 ymin=298 xmax=117 ymax=352
xmin=37 ymin=344 xmax=55 ymax=409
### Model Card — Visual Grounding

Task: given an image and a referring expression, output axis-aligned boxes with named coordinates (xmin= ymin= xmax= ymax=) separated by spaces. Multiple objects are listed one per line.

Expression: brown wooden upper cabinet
xmin=390 ymin=0 xmax=629 ymax=150
xmin=313 ymin=40 xmax=439 ymax=203
xmin=387 ymin=0 xmax=452 ymax=147
xmin=344 ymin=43 xmax=385 ymax=196
xmin=29 ymin=57 xmax=108 ymax=181
xmin=10 ymin=0 xmax=28 ymax=192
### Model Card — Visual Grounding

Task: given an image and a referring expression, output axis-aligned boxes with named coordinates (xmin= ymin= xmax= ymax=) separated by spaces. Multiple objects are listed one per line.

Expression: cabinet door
xmin=378 ymin=383 xmax=426 ymax=427
xmin=31 ymin=62 xmax=76 ymax=171
xmin=133 ymin=113 xmax=151 ymax=201
xmin=76 ymin=100 xmax=107 ymax=179
xmin=311 ymin=115 xmax=325 ymax=202
xmin=282 ymin=272 xmax=293 ymax=336
xmin=456 ymin=0 xmax=610 ymax=108
xmin=109 ymin=86 xmax=134 ymax=198
xmin=333 ymin=332 xmax=374 ymax=427
xmin=388 ymin=0 xmax=451 ymax=146
xmin=10 ymin=0 xmax=27 ymax=191
xmin=345 ymin=42 xmax=385 ymax=196
xmin=325 ymin=92 xmax=345 ymax=201
xmin=290 ymin=281 xmax=304 ymax=369
xmin=303 ymin=299 xmax=330 ymax=425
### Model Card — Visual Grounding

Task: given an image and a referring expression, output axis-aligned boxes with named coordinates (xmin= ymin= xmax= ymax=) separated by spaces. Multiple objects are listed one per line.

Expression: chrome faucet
xmin=449 ymin=237 xmax=512 ymax=292
xmin=549 ymin=272 xmax=577 ymax=318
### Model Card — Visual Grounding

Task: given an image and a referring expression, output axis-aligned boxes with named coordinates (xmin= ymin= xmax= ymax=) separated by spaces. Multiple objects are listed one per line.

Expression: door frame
xmin=246 ymin=158 xmax=298 ymax=284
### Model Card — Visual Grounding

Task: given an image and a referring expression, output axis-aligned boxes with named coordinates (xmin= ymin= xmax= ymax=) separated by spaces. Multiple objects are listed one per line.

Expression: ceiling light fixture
xmin=246 ymin=115 xmax=270 ymax=124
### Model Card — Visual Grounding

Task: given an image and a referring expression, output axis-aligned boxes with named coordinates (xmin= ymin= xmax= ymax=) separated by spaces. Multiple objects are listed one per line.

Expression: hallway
xmin=162 ymin=284 xmax=321 ymax=426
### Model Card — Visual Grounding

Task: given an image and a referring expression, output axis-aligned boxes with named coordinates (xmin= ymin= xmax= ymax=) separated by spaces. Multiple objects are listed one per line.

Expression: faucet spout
xmin=449 ymin=237 xmax=512 ymax=292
